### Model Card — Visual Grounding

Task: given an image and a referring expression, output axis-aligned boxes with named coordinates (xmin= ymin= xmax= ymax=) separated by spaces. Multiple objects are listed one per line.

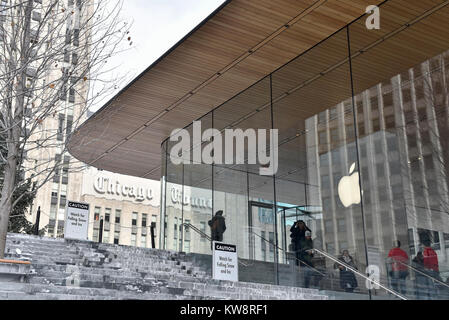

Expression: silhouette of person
xmin=208 ymin=210 xmax=226 ymax=242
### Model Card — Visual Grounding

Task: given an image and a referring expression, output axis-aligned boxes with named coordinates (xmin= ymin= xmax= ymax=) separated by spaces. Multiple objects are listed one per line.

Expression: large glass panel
xmin=160 ymin=140 xmax=167 ymax=250
xmin=213 ymin=77 xmax=272 ymax=175
xmin=210 ymin=77 xmax=273 ymax=284
xmin=213 ymin=166 xmax=249 ymax=259
xmin=233 ymin=101 xmax=276 ymax=283
xmin=164 ymin=138 xmax=184 ymax=252
xmin=349 ymin=0 xmax=449 ymax=299
xmin=248 ymin=172 xmax=276 ymax=285
xmin=183 ymin=112 xmax=213 ymax=254
xmin=271 ymin=27 xmax=371 ymax=296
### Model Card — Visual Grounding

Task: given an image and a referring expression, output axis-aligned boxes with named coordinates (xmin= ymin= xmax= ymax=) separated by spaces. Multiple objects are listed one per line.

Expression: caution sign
xmin=64 ymin=201 xmax=90 ymax=241
xmin=212 ymin=242 xmax=238 ymax=282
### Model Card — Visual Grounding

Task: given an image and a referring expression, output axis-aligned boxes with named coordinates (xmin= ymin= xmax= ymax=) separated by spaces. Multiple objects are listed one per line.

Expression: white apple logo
xmin=338 ymin=162 xmax=361 ymax=207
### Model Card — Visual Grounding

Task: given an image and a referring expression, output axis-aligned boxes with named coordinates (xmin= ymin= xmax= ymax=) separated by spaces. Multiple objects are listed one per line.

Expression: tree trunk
xmin=0 ymin=158 xmax=17 ymax=259
xmin=0 ymin=104 xmax=21 ymax=258
xmin=0 ymin=0 xmax=33 ymax=259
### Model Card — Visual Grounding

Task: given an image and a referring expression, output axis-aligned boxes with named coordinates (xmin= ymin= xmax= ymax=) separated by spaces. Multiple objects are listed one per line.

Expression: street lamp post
xmin=99 ymin=217 xmax=104 ymax=243
xmin=34 ymin=206 xmax=41 ymax=236
xmin=150 ymin=222 xmax=156 ymax=249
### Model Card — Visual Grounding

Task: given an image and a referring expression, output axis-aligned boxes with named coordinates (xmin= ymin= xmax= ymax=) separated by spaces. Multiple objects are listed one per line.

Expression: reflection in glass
xmin=159 ymin=1 xmax=449 ymax=299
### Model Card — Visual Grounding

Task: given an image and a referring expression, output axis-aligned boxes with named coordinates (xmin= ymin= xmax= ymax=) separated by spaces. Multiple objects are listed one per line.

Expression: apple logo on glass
xmin=338 ymin=162 xmax=361 ymax=207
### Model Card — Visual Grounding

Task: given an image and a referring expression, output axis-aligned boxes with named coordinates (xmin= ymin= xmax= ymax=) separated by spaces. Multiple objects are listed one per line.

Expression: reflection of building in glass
xmin=307 ymin=50 xmax=449 ymax=272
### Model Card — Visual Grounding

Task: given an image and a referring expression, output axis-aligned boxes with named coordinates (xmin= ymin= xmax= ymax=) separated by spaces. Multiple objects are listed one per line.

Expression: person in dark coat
xmin=335 ymin=250 xmax=358 ymax=292
xmin=208 ymin=210 xmax=226 ymax=242
xmin=298 ymin=231 xmax=315 ymax=288
xmin=412 ymin=251 xmax=431 ymax=300
xmin=290 ymin=220 xmax=311 ymax=266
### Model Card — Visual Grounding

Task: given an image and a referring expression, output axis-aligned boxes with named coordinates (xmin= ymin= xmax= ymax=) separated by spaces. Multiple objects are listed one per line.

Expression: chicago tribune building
xmin=78 ymin=168 xmax=160 ymax=248
xmin=35 ymin=164 xmax=161 ymax=247
xmin=69 ymin=0 xmax=449 ymax=299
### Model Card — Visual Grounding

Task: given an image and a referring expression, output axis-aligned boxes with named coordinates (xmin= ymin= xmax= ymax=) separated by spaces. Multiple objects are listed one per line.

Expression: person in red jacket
xmin=423 ymin=238 xmax=440 ymax=296
xmin=387 ymin=240 xmax=409 ymax=294
xmin=422 ymin=244 xmax=439 ymax=273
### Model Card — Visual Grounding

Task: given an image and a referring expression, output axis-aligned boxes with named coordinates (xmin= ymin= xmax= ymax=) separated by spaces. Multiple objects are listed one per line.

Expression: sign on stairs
xmin=64 ymin=201 xmax=90 ymax=241
xmin=212 ymin=242 xmax=238 ymax=282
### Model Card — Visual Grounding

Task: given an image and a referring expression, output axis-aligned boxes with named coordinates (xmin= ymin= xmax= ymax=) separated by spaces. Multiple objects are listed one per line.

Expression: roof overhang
xmin=68 ymin=0 xmax=391 ymax=179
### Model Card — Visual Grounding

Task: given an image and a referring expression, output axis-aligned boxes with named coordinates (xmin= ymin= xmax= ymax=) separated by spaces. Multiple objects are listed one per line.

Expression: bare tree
xmin=0 ymin=0 xmax=131 ymax=258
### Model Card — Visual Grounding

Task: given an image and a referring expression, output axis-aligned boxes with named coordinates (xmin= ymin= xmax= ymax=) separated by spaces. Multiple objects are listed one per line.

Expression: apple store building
xmin=70 ymin=1 xmax=449 ymax=299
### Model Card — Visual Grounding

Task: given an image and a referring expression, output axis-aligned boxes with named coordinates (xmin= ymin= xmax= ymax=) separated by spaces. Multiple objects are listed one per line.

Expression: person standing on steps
xmin=290 ymin=220 xmax=311 ymax=266
xmin=422 ymin=238 xmax=439 ymax=299
xmin=208 ymin=210 xmax=226 ymax=243
xmin=412 ymin=251 xmax=429 ymax=300
xmin=335 ymin=250 xmax=358 ymax=293
xmin=298 ymin=231 xmax=316 ymax=288
xmin=386 ymin=240 xmax=409 ymax=294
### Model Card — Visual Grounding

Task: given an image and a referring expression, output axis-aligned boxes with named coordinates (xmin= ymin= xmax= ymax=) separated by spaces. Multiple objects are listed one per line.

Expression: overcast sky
xmin=94 ymin=0 xmax=225 ymax=112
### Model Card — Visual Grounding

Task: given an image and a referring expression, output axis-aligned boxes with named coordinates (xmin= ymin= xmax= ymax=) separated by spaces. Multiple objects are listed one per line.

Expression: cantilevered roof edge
xmin=76 ymin=0 xmax=231 ymax=133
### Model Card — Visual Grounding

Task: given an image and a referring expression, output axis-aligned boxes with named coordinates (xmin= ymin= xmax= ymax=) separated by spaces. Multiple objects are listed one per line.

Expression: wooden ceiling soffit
xmin=68 ymin=0 xmax=384 ymax=179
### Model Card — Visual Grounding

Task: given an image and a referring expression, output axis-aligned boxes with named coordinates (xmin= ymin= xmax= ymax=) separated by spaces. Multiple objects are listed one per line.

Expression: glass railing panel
xmin=248 ymin=228 xmax=407 ymax=299
xmin=183 ymin=222 xmax=449 ymax=300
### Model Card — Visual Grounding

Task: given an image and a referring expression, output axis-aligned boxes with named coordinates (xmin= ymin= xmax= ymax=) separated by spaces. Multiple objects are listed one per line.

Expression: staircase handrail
xmin=181 ymin=223 xmax=253 ymax=267
xmin=313 ymin=248 xmax=407 ymax=300
xmin=248 ymin=229 xmax=326 ymax=277
xmin=181 ymin=222 xmax=212 ymax=241
xmin=247 ymin=228 xmax=407 ymax=300
xmin=392 ymin=260 xmax=449 ymax=290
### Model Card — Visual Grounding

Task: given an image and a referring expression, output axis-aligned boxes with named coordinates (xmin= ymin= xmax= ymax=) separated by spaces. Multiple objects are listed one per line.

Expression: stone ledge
xmin=0 ymin=260 xmax=31 ymax=283
xmin=0 ymin=259 xmax=31 ymax=265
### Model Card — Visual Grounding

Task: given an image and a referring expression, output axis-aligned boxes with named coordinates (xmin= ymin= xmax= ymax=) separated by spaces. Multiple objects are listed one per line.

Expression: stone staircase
xmin=0 ymin=233 xmax=329 ymax=300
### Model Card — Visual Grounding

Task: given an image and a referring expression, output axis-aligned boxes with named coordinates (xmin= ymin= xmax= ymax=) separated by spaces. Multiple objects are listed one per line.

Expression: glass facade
xmin=160 ymin=1 xmax=449 ymax=299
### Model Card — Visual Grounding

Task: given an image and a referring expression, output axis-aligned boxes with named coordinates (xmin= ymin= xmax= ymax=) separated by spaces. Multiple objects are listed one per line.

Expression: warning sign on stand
xmin=64 ymin=201 xmax=90 ymax=241
xmin=212 ymin=242 xmax=238 ymax=282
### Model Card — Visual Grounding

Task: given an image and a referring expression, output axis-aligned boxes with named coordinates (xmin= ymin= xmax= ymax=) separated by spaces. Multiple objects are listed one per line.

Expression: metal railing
xmin=394 ymin=260 xmax=449 ymax=290
xmin=181 ymin=223 xmax=212 ymax=241
xmin=248 ymin=229 xmax=407 ymax=300
xmin=249 ymin=229 xmax=326 ymax=277
xmin=312 ymin=248 xmax=407 ymax=300
xmin=180 ymin=223 xmax=408 ymax=299
xmin=181 ymin=223 xmax=253 ymax=267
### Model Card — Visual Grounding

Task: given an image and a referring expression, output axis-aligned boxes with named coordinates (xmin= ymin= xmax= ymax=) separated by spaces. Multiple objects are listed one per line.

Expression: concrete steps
xmin=2 ymin=233 xmax=329 ymax=300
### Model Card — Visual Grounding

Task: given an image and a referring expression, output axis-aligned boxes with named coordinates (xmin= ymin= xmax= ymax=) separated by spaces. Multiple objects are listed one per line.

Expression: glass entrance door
xmin=248 ymin=201 xmax=275 ymax=263
xmin=278 ymin=205 xmax=324 ymax=263
xmin=248 ymin=201 xmax=323 ymax=263
xmin=279 ymin=207 xmax=297 ymax=264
